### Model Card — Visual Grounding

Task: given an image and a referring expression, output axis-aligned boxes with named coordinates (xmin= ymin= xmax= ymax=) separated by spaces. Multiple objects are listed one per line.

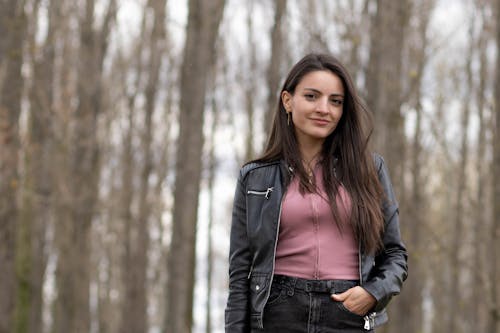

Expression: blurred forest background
xmin=1 ymin=0 xmax=500 ymax=332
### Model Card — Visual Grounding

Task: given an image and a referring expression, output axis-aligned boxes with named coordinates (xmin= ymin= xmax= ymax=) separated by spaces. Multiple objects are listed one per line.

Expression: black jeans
xmin=253 ymin=275 xmax=375 ymax=333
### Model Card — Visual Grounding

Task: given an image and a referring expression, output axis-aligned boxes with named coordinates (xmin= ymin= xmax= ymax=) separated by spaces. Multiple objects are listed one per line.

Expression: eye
xmin=304 ymin=93 xmax=316 ymax=100
xmin=331 ymin=99 xmax=343 ymax=106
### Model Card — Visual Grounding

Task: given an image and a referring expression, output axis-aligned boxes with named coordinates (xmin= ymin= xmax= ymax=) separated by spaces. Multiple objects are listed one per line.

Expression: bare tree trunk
xmin=448 ymin=20 xmax=474 ymax=333
xmin=117 ymin=7 xmax=149 ymax=332
xmin=120 ymin=1 xmax=166 ymax=332
xmin=149 ymin=72 xmax=175 ymax=330
xmin=366 ymin=1 xmax=408 ymax=332
xmin=427 ymin=83 xmax=453 ymax=333
xmin=408 ymin=90 xmax=424 ymax=333
xmin=302 ymin=0 xmax=328 ymax=51
xmin=205 ymin=94 xmax=219 ymax=333
xmin=50 ymin=3 xmax=74 ymax=330
xmin=264 ymin=0 xmax=287 ymax=138
xmin=244 ymin=1 xmax=257 ymax=162
xmin=165 ymin=1 xmax=225 ymax=332
xmin=53 ymin=1 xmax=116 ymax=332
xmin=119 ymin=98 xmax=137 ymax=333
xmin=472 ymin=13 xmax=489 ymax=332
xmin=15 ymin=1 xmax=57 ymax=331
xmin=392 ymin=2 xmax=432 ymax=331
xmin=0 ymin=1 xmax=26 ymax=331
xmin=365 ymin=0 xmax=408 ymax=195
xmin=490 ymin=0 xmax=500 ymax=331
xmin=339 ymin=0 xmax=370 ymax=78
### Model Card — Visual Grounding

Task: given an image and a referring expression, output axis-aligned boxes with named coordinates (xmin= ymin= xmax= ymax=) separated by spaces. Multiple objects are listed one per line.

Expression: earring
xmin=287 ymin=112 xmax=290 ymax=126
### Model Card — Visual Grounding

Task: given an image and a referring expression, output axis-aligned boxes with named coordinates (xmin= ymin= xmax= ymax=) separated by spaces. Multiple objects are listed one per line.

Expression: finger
xmin=330 ymin=289 xmax=349 ymax=301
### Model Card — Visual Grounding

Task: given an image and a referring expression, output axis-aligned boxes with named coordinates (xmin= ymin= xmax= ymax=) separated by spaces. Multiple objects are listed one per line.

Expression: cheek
xmin=331 ymin=112 xmax=343 ymax=129
xmin=291 ymin=99 xmax=301 ymax=112
xmin=335 ymin=109 xmax=344 ymax=121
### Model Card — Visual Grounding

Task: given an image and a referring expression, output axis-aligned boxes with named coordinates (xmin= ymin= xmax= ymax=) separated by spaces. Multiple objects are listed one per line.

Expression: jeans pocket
xmin=337 ymin=302 xmax=364 ymax=318
xmin=266 ymin=284 xmax=286 ymax=306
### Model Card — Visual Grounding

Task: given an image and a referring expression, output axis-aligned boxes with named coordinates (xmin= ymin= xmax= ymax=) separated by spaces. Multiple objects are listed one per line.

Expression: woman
xmin=225 ymin=53 xmax=407 ymax=332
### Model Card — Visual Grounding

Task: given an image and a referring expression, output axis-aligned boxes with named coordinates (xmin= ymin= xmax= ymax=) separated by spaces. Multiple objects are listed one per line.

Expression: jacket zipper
xmin=247 ymin=264 xmax=253 ymax=279
xmin=246 ymin=187 xmax=275 ymax=280
xmin=358 ymin=245 xmax=363 ymax=284
xmin=259 ymin=191 xmax=284 ymax=328
xmin=247 ymin=187 xmax=274 ymax=199
xmin=359 ymin=248 xmax=377 ymax=330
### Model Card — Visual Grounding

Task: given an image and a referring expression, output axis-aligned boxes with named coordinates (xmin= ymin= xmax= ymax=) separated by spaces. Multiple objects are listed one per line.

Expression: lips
xmin=311 ymin=118 xmax=330 ymax=126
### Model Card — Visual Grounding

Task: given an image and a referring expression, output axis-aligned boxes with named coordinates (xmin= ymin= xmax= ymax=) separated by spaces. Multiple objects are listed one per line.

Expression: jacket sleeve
xmin=225 ymin=169 xmax=251 ymax=333
xmin=362 ymin=154 xmax=408 ymax=311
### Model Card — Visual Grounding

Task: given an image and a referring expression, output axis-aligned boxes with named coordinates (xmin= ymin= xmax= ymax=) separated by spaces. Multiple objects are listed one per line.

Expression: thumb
xmin=331 ymin=289 xmax=350 ymax=301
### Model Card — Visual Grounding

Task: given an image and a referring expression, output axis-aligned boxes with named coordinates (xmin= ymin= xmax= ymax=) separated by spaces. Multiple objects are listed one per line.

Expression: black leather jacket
xmin=225 ymin=154 xmax=408 ymax=332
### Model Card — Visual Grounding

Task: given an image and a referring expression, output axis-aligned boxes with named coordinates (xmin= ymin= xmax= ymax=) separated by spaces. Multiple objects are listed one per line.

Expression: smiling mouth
xmin=311 ymin=118 xmax=330 ymax=125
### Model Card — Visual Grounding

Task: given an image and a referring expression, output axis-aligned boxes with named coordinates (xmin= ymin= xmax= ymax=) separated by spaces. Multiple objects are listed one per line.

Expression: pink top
xmin=274 ymin=165 xmax=359 ymax=280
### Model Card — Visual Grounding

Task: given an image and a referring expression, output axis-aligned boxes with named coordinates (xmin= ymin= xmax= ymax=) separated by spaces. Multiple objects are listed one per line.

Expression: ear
xmin=281 ymin=91 xmax=292 ymax=112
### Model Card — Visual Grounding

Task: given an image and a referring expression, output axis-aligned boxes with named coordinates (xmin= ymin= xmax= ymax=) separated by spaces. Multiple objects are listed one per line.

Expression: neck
xmin=298 ymin=140 xmax=323 ymax=167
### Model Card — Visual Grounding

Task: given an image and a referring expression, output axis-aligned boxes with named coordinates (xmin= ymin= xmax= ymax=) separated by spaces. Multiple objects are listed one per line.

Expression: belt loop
xmin=327 ymin=280 xmax=335 ymax=294
xmin=279 ymin=276 xmax=284 ymax=286
xmin=287 ymin=277 xmax=296 ymax=296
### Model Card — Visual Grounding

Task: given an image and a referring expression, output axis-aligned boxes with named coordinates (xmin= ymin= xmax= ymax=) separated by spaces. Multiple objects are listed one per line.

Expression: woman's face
xmin=282 ymin=70 xmax=344 ymax=148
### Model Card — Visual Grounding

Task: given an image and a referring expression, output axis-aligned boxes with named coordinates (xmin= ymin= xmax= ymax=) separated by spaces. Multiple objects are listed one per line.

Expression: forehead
xmin=297 ymin=70 xmax=344 ymax=94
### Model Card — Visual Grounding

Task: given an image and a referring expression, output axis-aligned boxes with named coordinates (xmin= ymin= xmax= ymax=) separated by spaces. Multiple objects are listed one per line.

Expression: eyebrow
xmin=303 ymin=88 xmax=344 ymax=97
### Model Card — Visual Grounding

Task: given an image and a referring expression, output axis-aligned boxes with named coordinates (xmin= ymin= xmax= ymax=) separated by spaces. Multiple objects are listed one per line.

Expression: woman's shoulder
xmin=371 ymin=152 xmax=385 ymax=172
xmin=239 ymin=159 xmax=282 ymax=179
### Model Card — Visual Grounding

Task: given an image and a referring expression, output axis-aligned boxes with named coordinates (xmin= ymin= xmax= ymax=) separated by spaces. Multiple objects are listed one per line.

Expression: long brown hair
xmin=254 ymin=53 xmax=384 ymax=254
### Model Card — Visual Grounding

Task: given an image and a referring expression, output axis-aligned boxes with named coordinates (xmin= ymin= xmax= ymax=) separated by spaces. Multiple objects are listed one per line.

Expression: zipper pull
xmin=370 ymin=312 xmax=376 ymax=328
xmin=265 ymin=187 xmax=273 ymax=199
xmin=363 ymin=315 xmax=371 ymax=330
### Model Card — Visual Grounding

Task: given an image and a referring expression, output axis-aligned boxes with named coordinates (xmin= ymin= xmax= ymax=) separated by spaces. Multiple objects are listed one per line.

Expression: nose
xmin=315 ymin=97 xmax=329 ymax=114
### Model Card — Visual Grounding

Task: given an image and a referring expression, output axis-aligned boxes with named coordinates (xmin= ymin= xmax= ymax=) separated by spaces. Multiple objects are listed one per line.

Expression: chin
xmin=311 ymin=131 xmax=333 ymax=139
